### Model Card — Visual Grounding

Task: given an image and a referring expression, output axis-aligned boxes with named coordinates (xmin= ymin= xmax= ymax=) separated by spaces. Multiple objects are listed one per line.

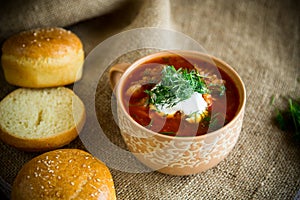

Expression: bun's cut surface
xmin=11 ymin=149 xmax=116 ymax=200
xmin=0 ymin=87 xmax=85 ymax=151
xmin=1 ymin=27 xmax=84 ymax=88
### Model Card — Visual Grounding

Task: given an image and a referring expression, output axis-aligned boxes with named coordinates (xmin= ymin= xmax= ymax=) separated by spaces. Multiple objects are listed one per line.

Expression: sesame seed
xmin=69 ymin=159 xmax=73 ymax=163
xmin=41 ymin=185 xmax=44 ymax=189
xmin=87 ymin=165 xmax=91 ymax=169
xmin=30 ymin=186 xmax=34 ymax=190
xmin=56 ymin=166 xmax=59 ymax=169
xmin=67 ymin=30 xmax=71 ymax=34
xmin=57 ymin=176 xmax=61 ymax=180
xmin=91 ymin=194 xmax=95 ymax=197
xmin=70 ymin=182 xmax=74 ymax=186
xmin=82 ymin=164 xmax=86 ymax=167
xmin=96 ymin=178 xmax=101 ymax=182
xmin=56 ymin=191 xmax=60 ymax=197
xmin=45 ymin=156 xmax=48 ymax=160
xmin=22 ymin=44 xmax=26 ymax=48
xmin=38 ymin=43 xmax=41 ymax=47
xmin=85 ymin=156 xmax=89 ymax=159
xmin=33 ymin=32 xmax=37 ymax=36
xmin=43 ymin=161 xmax=50 ymax=167
xmin=46 ymin=38 xmax=50 ymax=41
xmin=26 ymin=175 xmax=30 ymax=179
xmin=43 ymin=175 xmax=49 ymax=179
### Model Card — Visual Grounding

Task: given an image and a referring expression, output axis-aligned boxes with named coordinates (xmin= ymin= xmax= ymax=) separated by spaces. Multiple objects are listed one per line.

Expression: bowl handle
xmin=109 ymin=63 xmax=131 ymax=91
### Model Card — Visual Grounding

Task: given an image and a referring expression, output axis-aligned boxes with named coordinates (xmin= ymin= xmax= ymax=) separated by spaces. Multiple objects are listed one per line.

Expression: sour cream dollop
xmin=156 ymin=92 xmax=208 ymax=116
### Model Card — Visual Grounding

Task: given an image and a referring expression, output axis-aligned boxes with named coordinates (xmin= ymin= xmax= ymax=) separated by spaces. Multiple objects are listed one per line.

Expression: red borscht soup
xmin=121 ymin=54 xmax=239 ymax=137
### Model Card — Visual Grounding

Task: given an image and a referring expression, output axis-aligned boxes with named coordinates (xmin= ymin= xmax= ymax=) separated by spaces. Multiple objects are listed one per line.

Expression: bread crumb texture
xmin=0 ymin=87 xmax=83 ymax=138
xmin=11 ymin=149 xmax=116 ymax=200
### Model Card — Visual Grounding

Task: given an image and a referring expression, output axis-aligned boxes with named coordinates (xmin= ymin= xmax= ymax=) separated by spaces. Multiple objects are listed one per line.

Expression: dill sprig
xmin=288 ymin=98 xmax=300 ymax=137
xmin=272 ymin=96 xmax=300 ymax=141
xmin=145 ymin=65 xmax=210 ymax=108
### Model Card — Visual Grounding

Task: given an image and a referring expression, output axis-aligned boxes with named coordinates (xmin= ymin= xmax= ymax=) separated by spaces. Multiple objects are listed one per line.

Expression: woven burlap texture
xmin=0 ymin=0 xmax=299 ymax=199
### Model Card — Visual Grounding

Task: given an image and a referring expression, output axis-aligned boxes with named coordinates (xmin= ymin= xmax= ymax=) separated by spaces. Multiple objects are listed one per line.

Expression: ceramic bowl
xmin=109 ymin=50 xmax=246 ymax=175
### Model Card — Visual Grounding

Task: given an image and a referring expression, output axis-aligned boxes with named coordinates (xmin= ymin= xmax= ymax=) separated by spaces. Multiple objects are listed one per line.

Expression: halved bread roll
xmin=0 ymin=87 xmax=85 ymax=151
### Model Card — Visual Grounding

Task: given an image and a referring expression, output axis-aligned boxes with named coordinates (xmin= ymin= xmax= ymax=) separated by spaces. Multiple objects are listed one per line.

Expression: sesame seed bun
xmin=11 ymin=149 xmax=116 ymax=200
xmin=1 ymin=27 xmax=84 ymax=88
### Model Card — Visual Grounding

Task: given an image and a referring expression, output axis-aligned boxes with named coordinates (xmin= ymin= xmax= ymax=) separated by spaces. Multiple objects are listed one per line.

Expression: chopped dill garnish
xmin=207 ymin=83 xmax=226 ymax=96
xmin=208 ymin=112 xmax=225 ymax=130
xmin=219 ymin=85 xmax=226 ymax=96
xmin=145 ymin=65 xmax=210 ymax=108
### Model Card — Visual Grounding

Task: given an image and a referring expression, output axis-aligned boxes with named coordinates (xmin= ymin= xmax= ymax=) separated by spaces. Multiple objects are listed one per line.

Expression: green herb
xmin=209 ymin=112 xmax=225 ymax=130
xmin=270 ymin=95 xmax=276 ymax=106
xmin=207 ymin=83 xmax=226 ymax=96
xmin=203 ymin=115 xmax=211 ymax=122
xmin=289 ymin=98 xmax=300 ymax=135
xmin=273 ymin=97 xmax=300 ymax=141
xmin=219 ymin=85 xmax=226 ymax=96
xmin=145 ymin=65 xmax=210 ymax=108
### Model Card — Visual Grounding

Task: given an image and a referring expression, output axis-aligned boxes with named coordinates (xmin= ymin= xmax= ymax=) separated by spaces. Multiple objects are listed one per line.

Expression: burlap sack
xmin=0 ymin=0 xmax=299 ymax=199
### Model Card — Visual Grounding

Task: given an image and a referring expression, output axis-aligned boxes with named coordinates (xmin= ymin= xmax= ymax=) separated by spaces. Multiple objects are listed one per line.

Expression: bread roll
xmin=1 ymin=27 xmax=84 ymax=88
xmin=11 ymin=149 xmax=116 ymax=200
xmin=0 ymin=87 xmax=85 ymax=151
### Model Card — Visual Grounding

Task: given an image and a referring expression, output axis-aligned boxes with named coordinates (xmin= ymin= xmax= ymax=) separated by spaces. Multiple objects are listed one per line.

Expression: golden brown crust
xmin=11 ymin=149 xmax=116 ymax=200
xmin=2 ymin=27 xmax=82 ymax=58
xmin=0 ymin=113 xmax=85 ymax=152
xmin=1 ymin=27 xmax=84 ymax=88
